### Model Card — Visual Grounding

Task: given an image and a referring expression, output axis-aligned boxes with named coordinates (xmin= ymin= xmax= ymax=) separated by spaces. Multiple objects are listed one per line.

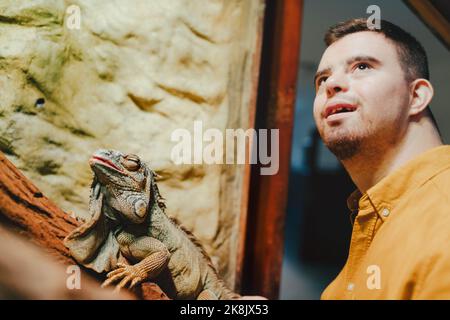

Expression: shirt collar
xmin=347 ymin=189 xmax=362 ymax=212
xmin=347 ymin=145 xmax=450 ymax=221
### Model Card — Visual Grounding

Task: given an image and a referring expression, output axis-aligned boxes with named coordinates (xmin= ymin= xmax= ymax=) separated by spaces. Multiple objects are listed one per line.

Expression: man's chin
xmin=324 ymin=136 xmax=361 ymax=161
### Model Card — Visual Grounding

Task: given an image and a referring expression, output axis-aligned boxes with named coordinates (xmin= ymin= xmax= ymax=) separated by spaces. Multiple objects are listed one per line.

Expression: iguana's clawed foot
xmin=101 ymin=263 xmax=146 ymax=292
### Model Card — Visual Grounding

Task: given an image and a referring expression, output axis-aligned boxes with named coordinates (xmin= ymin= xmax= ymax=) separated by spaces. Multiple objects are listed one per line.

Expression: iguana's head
xmin=89 ymin=149 xmax=154 ymax=223
xmin=89 ymin=149 xmax=149 ymax=189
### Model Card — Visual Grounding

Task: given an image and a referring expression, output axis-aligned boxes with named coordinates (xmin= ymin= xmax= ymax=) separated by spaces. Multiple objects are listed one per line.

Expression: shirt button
xmin=382 ymin=208 xmax=390 ymax=217
xmin=347 ymin=283 xmax=355 ymax=291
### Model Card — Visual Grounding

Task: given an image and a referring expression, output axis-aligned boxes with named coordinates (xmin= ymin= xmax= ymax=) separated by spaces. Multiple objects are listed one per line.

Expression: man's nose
xmin=326 ymin=72 xmax=348 ymax=97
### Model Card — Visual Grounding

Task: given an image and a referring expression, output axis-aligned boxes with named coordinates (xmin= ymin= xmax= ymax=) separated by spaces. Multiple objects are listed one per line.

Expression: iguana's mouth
xmin=90 ymin=156 xmax=123 ymax=172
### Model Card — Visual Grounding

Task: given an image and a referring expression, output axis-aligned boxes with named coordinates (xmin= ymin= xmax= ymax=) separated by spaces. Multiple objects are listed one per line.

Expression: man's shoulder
xmin=425 ymin=165 xmax=450 ymax=203
xmin=405 ymin=167 xmax=450 ymax=242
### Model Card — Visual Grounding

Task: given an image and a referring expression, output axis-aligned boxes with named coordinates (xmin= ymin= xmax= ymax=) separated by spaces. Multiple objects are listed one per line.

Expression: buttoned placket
xmin=344 ymin=207 xmax=380 ymax=299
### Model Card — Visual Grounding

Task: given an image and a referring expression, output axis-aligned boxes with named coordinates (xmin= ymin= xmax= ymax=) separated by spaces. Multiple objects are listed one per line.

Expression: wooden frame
xmin=234 ymin=1 xmax=266 ymax=291
xmin=241 ymin=0 xmax=303 ymax=299
xmin=404 ymin=0 xmax=450 ymax=49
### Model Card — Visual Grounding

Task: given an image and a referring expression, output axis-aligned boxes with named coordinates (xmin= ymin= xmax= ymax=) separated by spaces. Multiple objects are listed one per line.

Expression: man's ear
xmin=409 ymin=79 xmax=434 ymax=116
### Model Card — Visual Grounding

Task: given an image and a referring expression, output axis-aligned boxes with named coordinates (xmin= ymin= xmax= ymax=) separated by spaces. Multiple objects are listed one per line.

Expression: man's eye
xmin=317 ymin=76 xmax=328 ymax=87
xmin=355 ymin=63 xmax=370 ymax=71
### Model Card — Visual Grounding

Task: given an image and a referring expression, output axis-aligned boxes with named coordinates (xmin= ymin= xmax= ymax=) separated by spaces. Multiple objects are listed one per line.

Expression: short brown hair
xmin=324 ymin=18 xmax=439 ymax=132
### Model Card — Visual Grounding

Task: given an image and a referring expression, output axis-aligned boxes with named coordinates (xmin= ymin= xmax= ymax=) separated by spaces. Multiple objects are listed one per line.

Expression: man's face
xmin=313 ymin=31 xmax=411 ymax=160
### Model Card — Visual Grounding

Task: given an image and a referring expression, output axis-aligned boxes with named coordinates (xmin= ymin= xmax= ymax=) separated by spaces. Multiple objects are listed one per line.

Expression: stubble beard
xmin=321 ymin=127 xmax=363 ymax=161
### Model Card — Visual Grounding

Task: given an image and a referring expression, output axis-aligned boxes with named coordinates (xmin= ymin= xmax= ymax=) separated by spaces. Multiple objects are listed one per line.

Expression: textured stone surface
xmin=0 ymin=0 xmax=263 ymax=287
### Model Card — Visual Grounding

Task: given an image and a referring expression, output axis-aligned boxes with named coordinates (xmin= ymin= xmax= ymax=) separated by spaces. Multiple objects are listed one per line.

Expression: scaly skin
xmin=64 ymin=149 xmax=239 ymax=300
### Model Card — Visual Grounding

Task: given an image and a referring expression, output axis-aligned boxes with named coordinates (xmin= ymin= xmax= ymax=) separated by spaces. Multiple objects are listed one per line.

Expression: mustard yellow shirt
xmin=321 ymin=145 xmax=450 ymax=300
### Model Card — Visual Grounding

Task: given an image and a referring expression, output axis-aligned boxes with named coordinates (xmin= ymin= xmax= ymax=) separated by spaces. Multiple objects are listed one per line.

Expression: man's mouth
xmin=324 ymin=103 xmax=357 ymax=119
xmin=89 ymin=156 xmax=123 ymax=172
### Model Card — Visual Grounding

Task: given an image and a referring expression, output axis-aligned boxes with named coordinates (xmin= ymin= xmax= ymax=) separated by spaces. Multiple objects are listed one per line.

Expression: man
xmin=314 ymin=18 xmax=450 ymax=299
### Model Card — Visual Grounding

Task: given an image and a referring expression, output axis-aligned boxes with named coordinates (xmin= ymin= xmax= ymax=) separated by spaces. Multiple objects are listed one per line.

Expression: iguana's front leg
xmin=102 ymin=232 xmax=170 ymax=291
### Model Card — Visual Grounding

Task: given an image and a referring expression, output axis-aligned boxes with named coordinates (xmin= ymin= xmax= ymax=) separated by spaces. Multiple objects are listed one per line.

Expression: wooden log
xmin=0 ymin=225 xmax=132 ymax=299
xmin=0 ymin=152 xmax=79 ymax=265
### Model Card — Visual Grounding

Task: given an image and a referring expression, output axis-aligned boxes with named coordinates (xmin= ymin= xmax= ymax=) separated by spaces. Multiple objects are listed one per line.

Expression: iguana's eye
xmin=122 ymin=154 xmax=141 ymax=171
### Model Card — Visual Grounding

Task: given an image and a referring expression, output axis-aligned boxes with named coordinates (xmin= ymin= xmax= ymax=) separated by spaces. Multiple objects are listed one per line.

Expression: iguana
xmin=64 ymin=149 xmax=240 ymax=300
